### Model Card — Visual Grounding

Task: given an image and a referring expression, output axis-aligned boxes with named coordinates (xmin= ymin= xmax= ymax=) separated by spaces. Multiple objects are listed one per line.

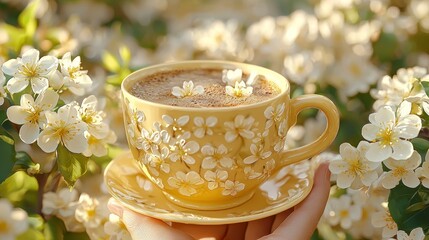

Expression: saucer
xmin=104 ymin=151 xmax=315 ymax=225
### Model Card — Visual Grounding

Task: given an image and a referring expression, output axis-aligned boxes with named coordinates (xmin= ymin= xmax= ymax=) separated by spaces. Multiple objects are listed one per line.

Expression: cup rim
xmin=121 ymin=60 xmax=290 ymax=112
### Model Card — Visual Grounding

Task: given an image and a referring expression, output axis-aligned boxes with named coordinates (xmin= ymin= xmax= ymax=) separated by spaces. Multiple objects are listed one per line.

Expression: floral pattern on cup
xmin=124 ymin=98 xmax=289 ymax=198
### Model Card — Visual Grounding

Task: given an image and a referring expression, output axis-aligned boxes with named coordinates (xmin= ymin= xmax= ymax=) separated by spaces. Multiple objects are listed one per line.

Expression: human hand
xmin=107 ymin=162 xmax=331 ymax=240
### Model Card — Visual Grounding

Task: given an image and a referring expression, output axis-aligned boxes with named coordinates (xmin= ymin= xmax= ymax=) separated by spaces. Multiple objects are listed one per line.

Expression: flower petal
xmin=64 ymin=130 xmax=88 ymax=153
xmin=382 ymin=172 xmax=400 ymax=189
xmin=20 ymin=123 xmax=40 ymax=144
xmin=365 ymin=143 xmax=392 ymax=162
xmin=2 ymin=59 xmax=19 ymax=76
xmin=30 ymin=77 xmax=49 ymax=94
xmin=37 ymin=129 xmax=60 ymax=153
xmin=361 ymin=124 xmax=379 ymax=141
xmin=391 ymin=140 xmax=413 ymax=160
xmin=6 ymin=106 xmax=30 ymax=125
xmin=402 ymin=172 xmax=420 ymax=188
xmin=38 ymin=56 xmax=58 ymax=75
xmin=336 ymin=173 xmax=355 ymax=188
xmin=21 ymin=49 xmax=40 ymax=66
xmin=7 ymin=77 xmax=29 ymax=93
xmin=374 ymin=107 xmax=395 ymax=126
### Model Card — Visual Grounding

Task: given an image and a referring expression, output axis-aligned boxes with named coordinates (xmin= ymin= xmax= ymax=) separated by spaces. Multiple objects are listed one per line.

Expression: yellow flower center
xmin=22 ymin=65 xmax=38 ymax=78
xmin=68 ymin=66 xmax=81 ymax=78
xmin=349 ymin=159 xmax=364 ymax=176
xmin=349 ymin=63 xmax=362 ymax=76
xmin=27 ymin=108 xmax=42 ymax=124
xmin=339 ymin=210 xmax=349 ymax=218
xmin=393 ymin=167 xmax=407 ymax=177
xmin=87 ymin=208 xmax=96 ymax=218
xmin=376 ymin=127 xmax=396 ymax=146
xmin=0 ymin=220 xmax=9 ymax=233
xmin=87 ymin=135 xmax=99 ymax=145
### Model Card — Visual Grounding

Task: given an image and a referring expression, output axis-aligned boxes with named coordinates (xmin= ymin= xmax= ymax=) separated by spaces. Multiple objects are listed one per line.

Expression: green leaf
xmin=102 ymin=51 xmax=121 ymax=72
xmin=411 ymin=138 xmax=429 ymax=155
xmin=57 ymin=144 xmax=89 ymax=187
xmin=28 ymin=214 xmax=44 ymax=231
xmin=422 ymin=82 xmax=429 ymax=98
xmin=64 ymin=232 xmax=90 ymax=240
xmin=17 ymin=228 xmax=44 ymax=240
xmin=0 ymin=171 xmax=37 ymax=201
xmin=389 ymin=183 xmax=429 ymax=233
xmin=1 ymin=23 xmax=27 ymax=52
xmin=119 ymin=45 xmax=131 ymax=65
xmin=13 ymin=151 xmax=35 ymax=171
xmin=44 ymin=216 xmax=65 ymax=240
xmin=0 ymin=128 xmax=16 ymax=184
xmin=18 ymin=0 xmax=39 ymax=36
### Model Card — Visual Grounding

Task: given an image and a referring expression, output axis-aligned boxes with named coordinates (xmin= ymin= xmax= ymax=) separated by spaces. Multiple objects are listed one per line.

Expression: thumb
xmin=107 ymin=198 xmax=193 ymax=240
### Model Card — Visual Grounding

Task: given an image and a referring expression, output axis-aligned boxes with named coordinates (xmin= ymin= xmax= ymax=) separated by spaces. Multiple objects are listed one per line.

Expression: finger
xmin=245 ymin=216 xmax=275 ymax=240
xmin=172 ymin=222 xmax=227 ymax=239
xmin=108 ymin=198 xmax=193 ymax=240
xmin=271 ymin=208 xmax=294 ymax=232
xmin=224 ymin=222 xmax=247 ymax=240
xmin=262 ymin=163 xmax=331 ymax=240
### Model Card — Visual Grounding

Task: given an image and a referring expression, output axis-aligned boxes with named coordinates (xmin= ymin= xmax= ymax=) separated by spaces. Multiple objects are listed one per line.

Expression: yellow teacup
xmin=121 ymin=61 xmax=339 ymax=210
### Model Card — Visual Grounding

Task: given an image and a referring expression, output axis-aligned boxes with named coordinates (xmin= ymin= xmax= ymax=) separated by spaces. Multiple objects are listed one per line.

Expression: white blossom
xmin=382 ymin=151 xmax=421 ymax=189
xmin=225 ymin=81 xmax=253 ymax=98
xmin=362 ymin=102 xmax=421 ymax=162
xmin=416 ymin=150 xmax=429 ymax=188
xmin=37 ymin=103 xmax=88 ymax=153
xmin=392 ymin=227 xmax=425 ymax=240
xmin=83 ymin=130 xmax=117 ymax=157
xmin=75 ymin=194 xmax=109 ymax=229
xmin=6 ymin=89 xmax=59 ymax=144
xmin=0 ymin=199 xmax=28 ymax=240
xmin=222 ymin=68 xmax=243 ymax=86
xmin=2 ymin=49 xmax=58 ymax=94
xmin=104 ymin=214 xmax=131 ymax=240
xmin=224 ymin=115 xmax=255 ymax=142
xmin=78 ymin=95 xmax=109 ymax=139
xmin=330 ymin=142 xmax=381 ymax=189
xmin=201 ymin=144 xmax=233 ymax=169
xmin=171 ymin=81 xmax=204 ymax=98
xmin=167 ymin=171 xmax=204 ymax=196
xmin=193 ymin=116 xmax=217 ymax=138
xmin=59 ymin=52 xmax=92 ymax=96
xmin=42 ymin=188 xmax=79 ymax=218
xmin=326 ymin=195 xmax=362 ymax=229
xmin=372 ymin=208 xmax=398 ymax=238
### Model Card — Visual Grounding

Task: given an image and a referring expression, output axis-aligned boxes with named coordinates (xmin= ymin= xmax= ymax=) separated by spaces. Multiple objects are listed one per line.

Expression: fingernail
xmin=108 ymin=198 xmax=124 ymax=218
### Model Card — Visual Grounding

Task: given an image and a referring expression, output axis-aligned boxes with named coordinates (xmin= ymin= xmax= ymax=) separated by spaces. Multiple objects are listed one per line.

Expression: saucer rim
xmin=104 ymin=152 xmax=314 ymax=225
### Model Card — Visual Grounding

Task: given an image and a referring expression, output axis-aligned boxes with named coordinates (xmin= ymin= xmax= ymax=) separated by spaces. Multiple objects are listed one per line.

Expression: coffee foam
xmin=129 ymin=68 xmax=281 ymax=108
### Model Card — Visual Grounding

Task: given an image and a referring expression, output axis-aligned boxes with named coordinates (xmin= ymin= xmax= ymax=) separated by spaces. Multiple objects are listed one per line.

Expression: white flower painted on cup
xmin=372 ymin=208 xmax=398 ymax=238
xmin=330 ymin=142 xmax=381 ymax=189
xmin=7 ymin=89 xmax=59 ymax=144
xmin=225 ymin=81 xmax=253 ymax=98
xmin=201 ymin=144 xmax=234 ymax=169
xmin=193 ymin=116 xmax=217 ymax=138
xmin=362 ymin=101 xmax=421 ymax=162
xmin=138 ymin=128 xmax=161 ymax=152
xmin=59 ymin=52 xmax=92 ymax=96
xmin=224 ymin=115 xmax=255 ymax=142
xmin=162 ymin=115 xmax=190 ymax=131
xmin=416 ymin=151 xmax=429 ymax=188
xmin=0 ymin=199 xmax=29 ymax=240
xmin=78 ymin=95 xmax=109 ymax=139
xmin=394 ymin=227 xmax=425 ymax=240
xmin=37 ymin=104 xmax=88 ymax=153
xmin=244 ymin=167 xmax=262 ymax=179
xmin=222 ymin=180 xmax=245 ymax=196
xmin=2 ymin=49 xmax=58 ymax=94
xmin=171 ymin=81 xmax=204 ymax=98
xmin=169 ymin=139 xmax=199 ymax=164
xmin=264 ymin=103 xmax=285 ymax=128
xmin=381 ymin=151 xmax=421 ymax=189
xmin=167 ymin=171 xmax=204 ymax=196
xmin=0 ymin=71 xmax=6 ymax=106
xmin=145 ymin=146 xmax=170 ymax=176
xmin=274 ymin=119 xmax=288 ymax=152
xmin=261 ymin=159 xmax=276 ymax=178
xmin=243 ymin=143 xmax=272 ymax=164
xmin=204 ymin=170 xmax=228 ymax=190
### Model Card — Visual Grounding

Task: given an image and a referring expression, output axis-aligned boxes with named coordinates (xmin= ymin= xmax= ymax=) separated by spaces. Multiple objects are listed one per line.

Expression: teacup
xmin=121 ymin=61 xmax=339 ymax=210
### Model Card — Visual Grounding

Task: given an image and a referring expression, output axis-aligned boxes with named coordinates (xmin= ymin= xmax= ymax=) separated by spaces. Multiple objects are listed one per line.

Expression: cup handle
xmin=280 ymin=94 xmax=340 ymax=166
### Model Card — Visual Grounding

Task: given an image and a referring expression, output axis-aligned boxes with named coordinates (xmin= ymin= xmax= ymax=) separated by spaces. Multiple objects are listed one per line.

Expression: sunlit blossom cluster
xmin=1 ymin=49 xmax=116 ymax=156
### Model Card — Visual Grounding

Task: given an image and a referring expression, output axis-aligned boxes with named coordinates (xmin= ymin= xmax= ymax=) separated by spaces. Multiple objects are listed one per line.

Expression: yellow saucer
xmin=104 ymin=152 xmax=315 ymax=225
